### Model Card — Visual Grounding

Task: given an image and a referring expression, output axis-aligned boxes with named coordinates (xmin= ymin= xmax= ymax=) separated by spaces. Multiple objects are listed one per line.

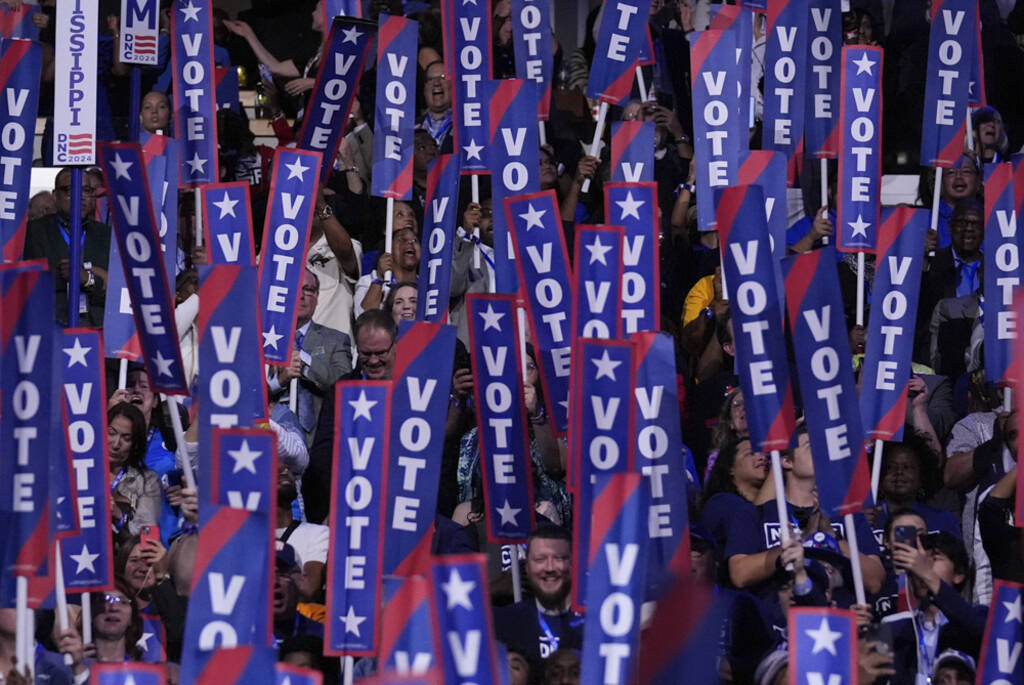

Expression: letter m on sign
xmin=126 ymin=0 xmax=157 ymax=29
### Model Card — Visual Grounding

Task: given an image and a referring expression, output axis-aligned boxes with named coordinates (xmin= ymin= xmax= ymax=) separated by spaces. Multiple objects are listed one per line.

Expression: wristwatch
xmin=83 ymin=261 xmax=95 ymax=290
xmin=315 ymin=203 xmax=333 ymax=221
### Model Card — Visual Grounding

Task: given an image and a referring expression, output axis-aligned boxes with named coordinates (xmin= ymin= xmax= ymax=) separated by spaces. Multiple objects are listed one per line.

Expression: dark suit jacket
xmin=22 ymin=215 xmax=110 ymax=327
xmin=303 ymin=367 xmax=362 ymax=523
xmin=270 ymin=321 xmax=352 ymax=442
xmin=917 ymin=248 xmax=982 ymax=363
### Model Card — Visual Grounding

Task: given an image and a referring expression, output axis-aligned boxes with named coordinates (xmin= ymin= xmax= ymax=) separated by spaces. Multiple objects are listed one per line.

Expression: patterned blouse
xmin=457 ymin=427 xmax=572 ymax=528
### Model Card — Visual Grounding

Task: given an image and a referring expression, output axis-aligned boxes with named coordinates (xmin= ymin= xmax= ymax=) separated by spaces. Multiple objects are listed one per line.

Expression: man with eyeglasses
xmin=929 ymin=154 xmax=982 ymax=250
xmin=22 ymin=167 xmax=111 ymax=327
xmin=302 ymin=309 xmax=397 ymax=522
xmin=920 ymin=199 xmax=984 ymax=372
xmin=268 ymin=269 xmax=352 ymax=444
xmin=419 ymin=60 xmax=453 ymax=153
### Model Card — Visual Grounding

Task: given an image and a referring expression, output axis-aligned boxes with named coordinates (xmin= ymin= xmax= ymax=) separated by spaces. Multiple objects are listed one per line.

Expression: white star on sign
xmin=285 ymin=157 xmax=310 ymax=181
xmin=616 ymin=190 xmax=644 ymax=221
xmin=442 ymin=568 xmax=476 ymax=611
xmin=349 ymin=390 xmax=377 ymax=422
xmin=179 ymin=0 xmax=201 ymax=22
xmin=585 ymin=235 xmax=613 ymax=265
xmin=518 ymin=203 xmax=546 ymax=231
xmin=340 ymin=605 xmax=367 ymax=636
xmin=478 ymin=303 xmax=505 ymax=331
xmin=263 ymin=325 xmax=283 ymax=350
xmin=152 ymin=350 xmax=176 ymax=377
xmin=136 ymin=632 xmax=154 ymax=653
xmin=853 ymin=52 xmax=876 ymax=76
xmin=185 ymin=152 xmax=207 ymax=175
xmin=123 ymin=675 xmax=138 ymax=685
xmin=341 ymin=25 xmax=363 ymax=44
xmin=70 ymin=543 xmax=99 ymax=574
xmin=848 ymin=214 xmax=870 ymax=238
xmin=213 ymin=192 xmax=239 ymax=219
xmin=463 ymin=139 xmax=484 ymax=161
xmin=462 ymin=0 xmax=479 ymax=5
xmin=109 ymin=153 xmax=133 ymax=180
xmin=63 ymin=336 xmax=91 ymax=367
xmin=1004 ymin=595 xmax=1023 ymax=624
xmin=495 ymin=499 xmax=521 ymax=526
xmin=229 ymin=439 xmax=261 ymax=474
xmin=805 ymin=617 xmax=843 ymax=656
xmin=591 ymin=350 xmax=621 ymax=381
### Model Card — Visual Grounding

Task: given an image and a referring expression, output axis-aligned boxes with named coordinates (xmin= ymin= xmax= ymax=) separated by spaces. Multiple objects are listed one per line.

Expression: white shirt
xmin=276 ymin=521 xmax=329 ymax=567
xmin=308 ymin=234 xmax=362 ymax=341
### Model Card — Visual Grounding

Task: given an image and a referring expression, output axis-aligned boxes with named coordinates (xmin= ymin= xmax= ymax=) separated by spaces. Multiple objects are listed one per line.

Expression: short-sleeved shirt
xmin=700 ymin=492 xmax=763 ymax=589
xmin=756 ymin=502 xmax=882 ymax=560
xmin=492 ymin=600 xmax=584 ymax=667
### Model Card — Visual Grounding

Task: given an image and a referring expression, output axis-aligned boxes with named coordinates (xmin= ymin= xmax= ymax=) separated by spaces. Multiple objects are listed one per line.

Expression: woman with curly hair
xmin=107 ymin=403 xmax=161 ymax=540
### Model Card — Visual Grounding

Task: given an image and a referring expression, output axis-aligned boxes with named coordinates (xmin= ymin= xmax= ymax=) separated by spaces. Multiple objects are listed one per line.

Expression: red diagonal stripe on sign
xmin=385 ymin=158 xmax=414 ymax=200
xmin=489 ymin=78 xmax=521 ymax=139
xmin=587 ymin=475 xmax=640 ymax=566
xmin=189 ymin=508 xmax=249 ymax=592
xmin=936 ymin=121 xmax=967 ymax=168
xmin=783 ymin=250 xmax=821 ymax=329
xmin=377 ymin=14 xmax=405 ymax=53
xmin=688 ymin=29 xmax=718 ymax=82
xmin=0 ymin=37 xmax=30 ymax=92
xmin=738 ymin=150 xmax=772 ymax=185
xmin=610 ymin=121 xmax=641 ymax=175
xmin=391 ymin=522 xmax=435 ymax=577
xmin=391 ymin=323 xmax=438 ymax=382
xmin=116 ymin=332 xmax=143 ymax=361
xmin=195 ymin=646 xmax=253 ymax=685
xmin=378 ymin=576 xmax=429 ymax=659
xmin=196 ymin=266 xmax=240 ymax=338
xmin=868 ymin=392 xmax=908 ymax=441
xmin=636 ymin=576 xmax=715 ymax=682
xmin=715 ymin=185 xmax=748 ymax=247
xmin=2 ymin=217 xmax=27 ymax=262
xmin=764 ymin=383 xmax=796 ymax=451
xmin=13 ymin=502 xmax=50 ymax=576
xmin=600 ymin=61 xmax=637 ymax=105
xmin=1 ymin=270 xmax=39 ymax=352
xmin=840 ymin=444 xmax=872 ymax=515
xmin=708 ymin=5 xmax=739 ymax=30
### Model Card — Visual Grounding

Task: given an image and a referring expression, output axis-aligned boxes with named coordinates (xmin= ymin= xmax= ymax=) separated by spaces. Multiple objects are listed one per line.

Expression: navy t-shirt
xmin=700 ymin=492 xmax=763 ymax=590
xmin=755 ymin=502 xmax=882 ymax=560
xmin=492 ymin=600 xmax=584 ymax=667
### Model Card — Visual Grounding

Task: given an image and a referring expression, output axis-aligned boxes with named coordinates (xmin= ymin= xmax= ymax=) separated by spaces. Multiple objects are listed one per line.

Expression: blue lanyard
xmin=457 ymin=229 xmax=496 ymax=270
xmin=537 ymin=609 xmax=559 ymax=650
xmin=58 ymin=223 xmax=87 ymax=252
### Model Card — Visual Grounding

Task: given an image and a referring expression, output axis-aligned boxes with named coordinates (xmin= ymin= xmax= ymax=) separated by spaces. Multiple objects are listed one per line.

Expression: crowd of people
xmin=4 ymin=0 xmax=1024 ymax=684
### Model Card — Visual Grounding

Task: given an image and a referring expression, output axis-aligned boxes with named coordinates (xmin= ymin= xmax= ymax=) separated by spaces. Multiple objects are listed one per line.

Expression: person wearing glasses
xmin=22 ymin=167 xmax=111 ymax=327
xmin=302 ymin=309 xmax=397 ymax=522
xmin=418 ymin=60 xmax=453 ymax=153
xmin=268 ymin=269 xmax=353 ymax=445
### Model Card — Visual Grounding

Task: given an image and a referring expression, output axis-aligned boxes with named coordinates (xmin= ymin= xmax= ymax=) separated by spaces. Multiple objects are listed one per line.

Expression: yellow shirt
xmin=682 ymin=274 xmax=716 ymax=327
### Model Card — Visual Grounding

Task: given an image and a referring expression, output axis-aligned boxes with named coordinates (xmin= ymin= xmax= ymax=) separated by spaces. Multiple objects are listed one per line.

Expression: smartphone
xmin=861 ymin=621 xmax=893 ymax=655
xmin=140 ymin=525 xmax=160 ymax=546
xmin=162 ymin=468 xmax=184 ymax=489
xmin=893 ymin=525 xmax=917 ymax=548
